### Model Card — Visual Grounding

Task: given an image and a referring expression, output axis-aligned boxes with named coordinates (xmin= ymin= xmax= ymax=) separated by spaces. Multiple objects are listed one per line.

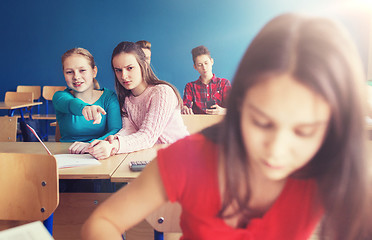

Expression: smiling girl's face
xmin=63 ymin=54 xmax=97 ymax=93
xmin=112 ymin=52 xmax=147 ymax=96
xmin=241 ymin=74 xmax=331 ymax=182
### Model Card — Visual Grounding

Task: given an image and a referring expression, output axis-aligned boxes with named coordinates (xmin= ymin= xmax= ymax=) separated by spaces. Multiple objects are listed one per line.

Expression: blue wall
xmin=0 ymin=0 xmax=369 ymax=114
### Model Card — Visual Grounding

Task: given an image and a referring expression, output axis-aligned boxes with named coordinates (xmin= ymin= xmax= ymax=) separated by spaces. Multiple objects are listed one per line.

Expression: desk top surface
xmin=2 ymin=141 xmax=371 ymax=182
xmin=0 ymin=101 xmax=43 ymax=110
xmin=111 ymin=144 xmax=168 ymax=182
xmin=0 ymin=142 xmax=128 ymax=179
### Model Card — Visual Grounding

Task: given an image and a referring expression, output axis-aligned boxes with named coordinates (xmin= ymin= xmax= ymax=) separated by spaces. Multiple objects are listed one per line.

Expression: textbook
xmin=26 ymin=124 xmax=101 ymax=169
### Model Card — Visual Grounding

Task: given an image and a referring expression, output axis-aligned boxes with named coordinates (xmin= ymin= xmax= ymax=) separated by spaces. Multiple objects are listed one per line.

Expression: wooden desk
xmin=0 ymin=142 xmax=128 ymax=179
xmin=0 ymin=101 xmax=43 ymax=116
xmin=111 ymin=144 xmax=168 ymax=182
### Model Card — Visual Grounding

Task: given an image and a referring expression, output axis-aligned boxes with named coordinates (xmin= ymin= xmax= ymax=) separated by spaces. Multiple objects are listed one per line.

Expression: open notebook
xmin=26 ymin=124 xmax=101 ymax=169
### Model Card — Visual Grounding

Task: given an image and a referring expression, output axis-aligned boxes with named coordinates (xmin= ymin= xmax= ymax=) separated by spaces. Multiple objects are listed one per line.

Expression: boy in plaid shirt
xmin=182 ymin=45 xmax=231 ymax=115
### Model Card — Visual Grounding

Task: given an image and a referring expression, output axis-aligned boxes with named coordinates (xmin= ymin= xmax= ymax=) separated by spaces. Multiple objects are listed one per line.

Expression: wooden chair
xmin=181 ymin=114 xmax=224 ymax=134
xmin=16 ymin=85 xmax=42 ymax=113
xmin=0 ymin=116 xmax=18 ymax=142
xmin=31 ymin=86 xmax=65 ymax=120
xmin=32 ymin=86 xmax=65 ymax=140
xmin=42 ymin=86 xmax=66 ymax=103
xmin=5 ymin=91 xmax=34 ymax=103
xmin=145 ymin=202 xmax=182 ymax=240
xmin=50 ymin=121 xmax=61 ymax=142
xmin=4 ymin=91 xmax=34 ymax=118
xmin=16 ymin=86 xmax=41 ymax=101
xmin=0 ymin=153 xmax=59 ymax=235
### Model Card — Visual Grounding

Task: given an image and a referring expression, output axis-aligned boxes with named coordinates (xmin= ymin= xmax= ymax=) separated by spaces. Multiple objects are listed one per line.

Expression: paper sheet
xmin=0 ymin=221 xmax=54 ymax=240
xmin=54 ymin=154 xmax=101 ymax=169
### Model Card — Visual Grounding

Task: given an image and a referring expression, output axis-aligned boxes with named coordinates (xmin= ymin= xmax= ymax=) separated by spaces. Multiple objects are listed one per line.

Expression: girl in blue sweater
xmin=53 ymin=48 xmax=122 ymax=154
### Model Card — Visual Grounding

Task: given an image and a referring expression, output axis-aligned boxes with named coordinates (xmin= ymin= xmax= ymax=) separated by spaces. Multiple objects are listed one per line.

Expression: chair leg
xmin=43 ymin=213 xmax=54 ymax=235
xmin=154 ymin=230 xmax=164 ymax=240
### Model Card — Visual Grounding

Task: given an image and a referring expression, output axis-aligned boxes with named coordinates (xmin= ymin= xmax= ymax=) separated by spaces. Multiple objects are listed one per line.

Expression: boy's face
xmin=194 ymin=54 xmax=214 ymax=78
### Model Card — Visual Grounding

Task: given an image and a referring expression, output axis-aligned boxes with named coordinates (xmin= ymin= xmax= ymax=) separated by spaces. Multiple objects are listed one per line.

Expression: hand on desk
xmin=89 ymin=137 xmax=119 ymax=160
xmin=82 ymin=105 xmax=107 ymax=124
xmin=182 ymin=103 xmax=194 ymax=115
xmin=69 ymin=142 xmax=90 ymax=154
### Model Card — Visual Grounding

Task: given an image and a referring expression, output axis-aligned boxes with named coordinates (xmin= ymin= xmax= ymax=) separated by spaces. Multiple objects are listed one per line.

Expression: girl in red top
xmin=82 ymin=13 xmax=372 ymax=240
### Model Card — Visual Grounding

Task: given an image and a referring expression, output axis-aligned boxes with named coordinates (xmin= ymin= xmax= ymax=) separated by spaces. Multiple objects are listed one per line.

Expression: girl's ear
xmin=211 ymin=58 xmax=214 ymax=66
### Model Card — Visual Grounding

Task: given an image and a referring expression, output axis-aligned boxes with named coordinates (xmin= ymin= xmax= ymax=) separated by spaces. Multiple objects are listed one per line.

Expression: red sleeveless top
xmin=157 ymin=134 xmax=323 ymax=240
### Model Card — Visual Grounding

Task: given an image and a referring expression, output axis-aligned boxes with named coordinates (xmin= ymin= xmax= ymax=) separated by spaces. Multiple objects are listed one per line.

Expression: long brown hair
xmin=111 ymin=41 xmax=182 ymax=116
xmin=203 ymin=13 xmax=371 ymax=239
xmin=61 ymin=48 xmax=100 ymax=90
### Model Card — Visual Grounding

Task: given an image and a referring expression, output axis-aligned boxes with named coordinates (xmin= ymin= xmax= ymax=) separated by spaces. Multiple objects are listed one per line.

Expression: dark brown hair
xmin=191 ymin=45 xmax=211 ymax=64
xmin=111 ymin=41 xmax=182 ymax=116
xmin=204 ymin=13 xmax=371 ymax=239
xmin=61 ymin=48 xmax=100 ymax=90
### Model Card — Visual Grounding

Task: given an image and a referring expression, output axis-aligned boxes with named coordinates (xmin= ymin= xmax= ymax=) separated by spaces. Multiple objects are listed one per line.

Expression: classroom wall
xmin=0 ymin=0 xmax=370 ymax=114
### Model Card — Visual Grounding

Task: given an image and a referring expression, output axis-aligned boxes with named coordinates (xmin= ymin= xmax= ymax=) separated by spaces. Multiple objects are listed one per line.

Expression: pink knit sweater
xmin=115 ymin=84 xmax=189 ymax=153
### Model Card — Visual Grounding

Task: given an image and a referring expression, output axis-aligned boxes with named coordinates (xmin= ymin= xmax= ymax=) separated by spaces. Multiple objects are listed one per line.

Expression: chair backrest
xmin=49 ymin=121 xmax=61 ymax=142
xmin=4 ymin=91 xmax=34 ymax=103
xmin=181 ymin=114 xmax=224 ymax=134
xmin=145 ymin=202 xmax=182 ymax=234
xmin=16 ymin=86 xmax=41 ymax=100
xmin=0 ymin=116 xmax=18 ymax=142
xmin=0 ymin=153 xmax=59 ymax=221
xmin=42 ymin=86 xmax=66 ymax=101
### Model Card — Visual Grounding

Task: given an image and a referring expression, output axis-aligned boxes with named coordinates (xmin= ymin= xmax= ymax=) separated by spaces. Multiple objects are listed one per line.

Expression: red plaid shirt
xmin=183 ymin=74 xmax=231 ymax=114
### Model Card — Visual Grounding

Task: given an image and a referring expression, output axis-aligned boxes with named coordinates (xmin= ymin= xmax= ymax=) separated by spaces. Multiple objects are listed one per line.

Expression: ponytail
xmin=93 ymin=78 xmax=100 ymax=90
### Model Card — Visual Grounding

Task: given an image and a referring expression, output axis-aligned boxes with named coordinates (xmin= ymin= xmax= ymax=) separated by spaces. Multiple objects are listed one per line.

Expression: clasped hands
xmin=68 ymin=135 xmax=119 ymax=159
xmin=90 ymin=135 xmax=119 ymax=160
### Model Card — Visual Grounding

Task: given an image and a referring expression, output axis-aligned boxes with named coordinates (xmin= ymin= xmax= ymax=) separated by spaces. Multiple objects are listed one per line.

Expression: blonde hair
xmin=62 ymin=48 xmax=100 ymax=90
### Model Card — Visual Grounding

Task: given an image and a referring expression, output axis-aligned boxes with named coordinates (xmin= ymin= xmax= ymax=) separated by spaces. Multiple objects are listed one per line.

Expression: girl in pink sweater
xmin=89 ymin=41 xmax=188 ymax=159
